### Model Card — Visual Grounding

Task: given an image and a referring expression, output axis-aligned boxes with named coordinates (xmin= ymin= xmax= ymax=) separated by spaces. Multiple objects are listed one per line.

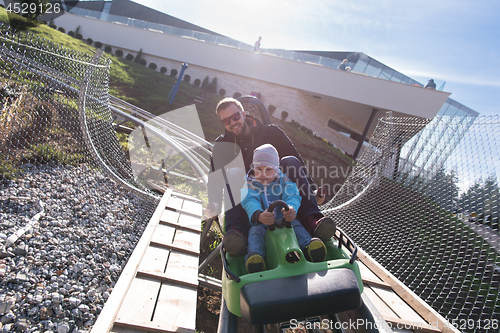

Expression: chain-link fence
xmin=2 ymin=20 xmax=499 ymax=332
xmin=0 ymin=23 xmax=160 ymax=331
xmin=323 ymin=114 xmax=500 ymax=332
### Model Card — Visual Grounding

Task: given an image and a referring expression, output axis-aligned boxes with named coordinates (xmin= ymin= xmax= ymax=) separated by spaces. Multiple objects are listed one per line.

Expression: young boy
xmin=241 ymin=144 xmax=327 ymax=273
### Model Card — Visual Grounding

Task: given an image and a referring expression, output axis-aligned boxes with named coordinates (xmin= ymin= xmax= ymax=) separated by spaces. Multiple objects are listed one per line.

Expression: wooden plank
xmin=178 ymin=213 xmax=202 ymax=232
xmin=181 ymin=199 xmax=203 ymax=216
xmin=384 ymin=316 xmax=442 ymax=333
xmin=159 ymin=219 xmax=201 ymax=234
xmin=172 ymin=206 xmax=203 ymax=218
xmin=160 ymin=209 xmax=180 ymax=224
xmin=136 ymin=270 xmax=198 ymax=289
xmin=92 ymin=190 xmax=173 ymax=333
xmin=392 ymin=328 xmax=416 ymax=333
xmin=363 ymin=285 xmax=399 ymax=319
xmin=357 ymin=247 xmax=459 ymax=333
xmin=358 ymin=259 xmax=384 ymax=281
xmin=115 ymin=276 xmax=161 ymax=323
xmin=150 ymin=223 xmax=176 ymax=245
xmin=165 ymin=251 xmax=199 ymax=284
xmin=166 ymin=196 xmax=184 ymax=210
xmin=152 ymin=283 xmax=198 ymax=330
xmin=371 ymin=285 xmax=425 ymax=323
xmin=149 ymin=240 xmax=200 ymax=256
xmin=172 ymin=229 xmax=200 ymax=253
xmin=362 ymin=277 xmax=392 ymax=289
xmin=111 ymin=326 xmax=141 ymax=333
xmin=171 ymin=191 xmax=203 ymax=203
xmin=138 ymin=245 xmax=170 ymax=274
xmin=114 ymin=318 xmax=195 ymax=333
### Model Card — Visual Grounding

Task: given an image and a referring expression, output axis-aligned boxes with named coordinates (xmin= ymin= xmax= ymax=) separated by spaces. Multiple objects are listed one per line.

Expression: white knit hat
xmin=253 ymin=144 xmax=280 ymax=173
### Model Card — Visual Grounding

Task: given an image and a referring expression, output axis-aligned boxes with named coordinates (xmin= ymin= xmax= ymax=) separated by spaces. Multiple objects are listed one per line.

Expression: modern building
xmin=44 ymin=0 xmax=478 ymax=164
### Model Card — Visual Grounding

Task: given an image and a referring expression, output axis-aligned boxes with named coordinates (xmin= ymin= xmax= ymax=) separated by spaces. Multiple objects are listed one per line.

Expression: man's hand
xmin=258 ymin=211 xmax=275 ymax=225
xmin=282 ymin=206 xmax=296 ymax=222
xmin=314 ymin=187 xmax=326 ymax=205
xmin=204 ymin=202 xmax=219 ymax=219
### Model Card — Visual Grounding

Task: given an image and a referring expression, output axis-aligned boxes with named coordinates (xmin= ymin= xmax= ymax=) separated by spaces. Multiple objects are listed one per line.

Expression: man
xmin=206 ymin=98 xmax=335 ymax=256
xmin=253 ymin=36 xmax=262 ymax=53
xmin=424 ymin=79 xmax=436 ymax=90
xmin=337 ymin=59 xmax=348 ymax=71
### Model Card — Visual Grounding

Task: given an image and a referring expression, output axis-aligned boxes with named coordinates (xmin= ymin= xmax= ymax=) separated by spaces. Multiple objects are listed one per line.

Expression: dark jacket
xmin=208 ymin=116 xmax=312 ymax=204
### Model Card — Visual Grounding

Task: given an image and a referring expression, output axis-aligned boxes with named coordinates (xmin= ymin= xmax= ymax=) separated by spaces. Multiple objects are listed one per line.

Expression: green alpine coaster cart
xmin=219 ymin=96 xmax=364 ymax=327
xmin=221 ymin=200 xmax=364 ymax=326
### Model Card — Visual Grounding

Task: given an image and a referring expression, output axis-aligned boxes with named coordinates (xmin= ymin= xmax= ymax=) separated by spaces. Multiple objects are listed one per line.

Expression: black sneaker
xmin=304 ymin=238 xmax=327 ymax=262
xmin=246 ymin=253 xmax=266 ymax=273
xmin=222 ymin=229 xmax=246 ymax=257
xmin=313 ymin=217 xmax=336 ymax=243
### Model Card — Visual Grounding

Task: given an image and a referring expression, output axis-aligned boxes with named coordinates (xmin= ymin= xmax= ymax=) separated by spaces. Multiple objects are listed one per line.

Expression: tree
xmin=423 ymin=167 xmax=459 ymax=211
xmin=134 ymin=48 xmax=143 ymax=64
xmin=201 ymin=76 xmax=209 ymax=90
xmin=210 ymin=77 xmax=218 ymax=93
xmin=458 ymin=175 xmax=499 ymax=230
xmin=20 ymin=0 xmax=49 ymax=24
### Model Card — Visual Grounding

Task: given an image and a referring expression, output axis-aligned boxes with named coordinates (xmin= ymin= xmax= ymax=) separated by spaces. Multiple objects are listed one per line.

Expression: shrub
xmin=49 ymin=24 xmax=57 ymax=29
xmin=58 ymin=27 xmax=66 ymax=33
xmin=233 ymin=92 xmax=242 ymax=99
xmin=281 ymin=111 xmax=289 ymax=121
xmin=86 ymin=37 xmax=93 ymax=45
xmin=139 ymin=59 xmax=147 ymax=66
xmin=104 ymin=45 xmax=112 ymax=53
xmin=148 ymin=62 xmax=157 ymax=70
xmin=134 ymin=48 xmax=143 ymax=63
xmin=194 ymin=79 xmax=201 ymax=87
xmin=268 ymin=105 xmax=276 ymax=116
xmin=183 ymin=74 xmax=191 ymax=83
xmin=210 ymin=77 xmax=218 ymax=93
xmin=94 ymin=41 xmax=102 ymax=49
xmin=219 ymin=89 xmax=226 ymax=97
xmin=160 ymin=66 xmax=167 ymax=74
xmin=126 ymin=53 xmax=134 ymax=61
xmin=201 ymin=76 xmax=209 ymax=89
xmin=115 ymin=49 xmax=123 ymax=58
xmin=170 ymin=69 xmax=178 ymax=77
xmin=68 ymin=31 xmax=75 ymax=37
xmin=75 ymin=33 xmax=83 ymax=40
xmin=206 ymin=83 xmax=214 ymax=93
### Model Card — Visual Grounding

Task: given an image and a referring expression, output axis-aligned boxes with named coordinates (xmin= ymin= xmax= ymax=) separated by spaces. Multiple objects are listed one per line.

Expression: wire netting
xmin=323 ymin=114 xmax=500 ymax=332
xmin=0 ymin=23 xmax=159 ymax=202
xmin=0 ymin=23 xmax=160 ymax=329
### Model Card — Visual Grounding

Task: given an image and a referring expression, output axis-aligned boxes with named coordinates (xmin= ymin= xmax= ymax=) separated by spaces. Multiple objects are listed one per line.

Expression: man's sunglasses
xmin=221 ymin=111 xmax=244 ymax=126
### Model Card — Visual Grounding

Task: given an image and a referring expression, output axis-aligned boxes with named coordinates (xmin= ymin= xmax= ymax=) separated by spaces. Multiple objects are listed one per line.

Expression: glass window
xmin=380 ymin=67 xmax=393 ymax=80
xmin=100 ymin=2 xmax=111 ymax=21
xmin=363 ymin=59 xmax=383 ymax=78
xmin=401 ymin=76 xmax=411 ymax=85
xmin=390 ymin=71 xmax=404 ymax=83
xmin=352 ymin=58 xmax=368 ymax=73
xmin=442 ymin=100 xmax=460 ymax=117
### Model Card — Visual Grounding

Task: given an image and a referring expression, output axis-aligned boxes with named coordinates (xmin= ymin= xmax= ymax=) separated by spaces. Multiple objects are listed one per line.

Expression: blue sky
xmin=134 ymin=0 xmax=500 ymax=116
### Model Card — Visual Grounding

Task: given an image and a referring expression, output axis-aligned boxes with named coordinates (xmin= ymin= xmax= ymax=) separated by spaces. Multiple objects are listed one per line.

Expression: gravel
xmin=0 ymin=164 xmax=155 ymax=332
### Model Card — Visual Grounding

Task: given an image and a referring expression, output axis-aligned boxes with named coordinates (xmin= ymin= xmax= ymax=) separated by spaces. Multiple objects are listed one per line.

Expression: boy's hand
xmin=282 ymin=206 xmax=296 ymax=222
xmin=258 ymin=211 xmax=275 ymax=225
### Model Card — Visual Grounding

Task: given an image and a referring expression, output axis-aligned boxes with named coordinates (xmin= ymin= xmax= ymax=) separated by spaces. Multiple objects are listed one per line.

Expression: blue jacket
xmin=241 ymin=170 xmax=301 ymax=226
